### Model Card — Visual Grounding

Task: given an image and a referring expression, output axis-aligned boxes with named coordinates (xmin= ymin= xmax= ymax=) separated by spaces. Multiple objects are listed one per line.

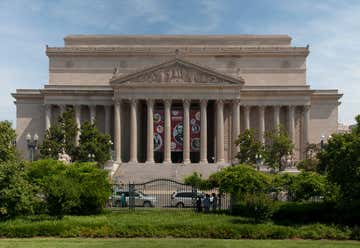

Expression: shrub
xmin=289 ymin=172 xmax=326 ymax=201
xmin=208 ymin=164 xmax=271 ymax=195
xmin=234 ymin=194 xmax=274 ymax=223
xmin=0 ymin=161 xmax=39 ymax=220
xmin=26 ymin=159 xmax=111 ymax=217
xmin=272 ymin=202 xmax=335 ymax=224
xmin=272 ymin=201 xmax=360 ymax=225
xmin=45 ymin=173 xmax=81 ymax=218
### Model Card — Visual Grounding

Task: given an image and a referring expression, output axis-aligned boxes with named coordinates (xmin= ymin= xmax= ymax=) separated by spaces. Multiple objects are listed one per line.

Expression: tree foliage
xmin=0 ymin=161 xmax=38 ymax=220
xmin=263 ymin=126 xmax=294 ymax=170
xmin=26 ymin=159 xmax=111 ymax=218
xmin=208 ymin=164 xmax=271 ymax=196
xmin=318 ymin=114 xmax=360 ymax=202
xmin=39 ymin=108 xmax=77 ymax=159
xmin=0 ymin=121 xmax=17 ymax=163
xmin=74 ymin=121 xmax=111 ymax=166
xmin=235 ymin=129 xmax=263 ymax=165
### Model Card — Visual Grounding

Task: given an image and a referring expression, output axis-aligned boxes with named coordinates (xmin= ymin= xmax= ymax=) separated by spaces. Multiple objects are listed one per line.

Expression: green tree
xmin=263 ymin=126 xmax=294 ymax=170
xmin=184 ymin=172 xmax=212 ymax=189
xmin=0 ymin=161 xmax=38 ymax=220
xmin=0 ymin=121 xmax=17 ymax=163
xmin=75 ymin=121 xmax=111 ymax=166
xmin=208 ymin=164 xmax=271 ymax=196
xmin=39 ymin=124 xmax=63 ymax=159
xmin=318 ymin=115 xmax=360 ymax=202
xmin=235 ymin=129 xmax=263 ymax=165
xmin=39 ymin=108 xmax=77 ymax=159
xmin=26 ymin=159 xmax=111 ymax=217
xmin=289 ymin=172 xmax=326 ymax=202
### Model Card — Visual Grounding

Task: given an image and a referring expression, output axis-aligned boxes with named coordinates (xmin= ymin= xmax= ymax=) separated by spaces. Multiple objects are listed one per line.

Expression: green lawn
xmin=0 ymin=238 xmax=359 ymax=248
xmin=0 ymin=209 xmax=357 ymax=239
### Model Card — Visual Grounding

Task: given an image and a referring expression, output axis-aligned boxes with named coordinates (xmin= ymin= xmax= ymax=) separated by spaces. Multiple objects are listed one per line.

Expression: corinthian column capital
xmin=183 ymin=99 xmax=191 ymax=108
xmin=200 ymin=99 xmax=208 ymax=107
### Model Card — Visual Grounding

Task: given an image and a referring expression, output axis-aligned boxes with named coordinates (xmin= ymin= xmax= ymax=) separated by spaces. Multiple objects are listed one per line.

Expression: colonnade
xmin=44 ymin=101 xmax=310 ymax=164
xmin=112 ymin=99 xmax=228 ymax=164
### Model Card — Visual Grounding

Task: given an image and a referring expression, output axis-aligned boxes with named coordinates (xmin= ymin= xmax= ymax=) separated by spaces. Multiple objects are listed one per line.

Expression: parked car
xmin=171 ymin=191 xmax=204 ymax=208
xmin=111 ymin=190 xmax=157 ymax=207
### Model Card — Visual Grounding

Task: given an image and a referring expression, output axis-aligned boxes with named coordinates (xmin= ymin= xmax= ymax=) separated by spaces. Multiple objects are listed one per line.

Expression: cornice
xmin=46 ymin=46 xmax=309 ymax=57
xmin=49 ymin=67 xmax=306 ymax=74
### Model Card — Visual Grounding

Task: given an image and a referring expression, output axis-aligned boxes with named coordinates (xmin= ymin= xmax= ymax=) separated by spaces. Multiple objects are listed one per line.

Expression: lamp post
xmin=255 ymin=153 xmax=262 ymax=171
xmin=26 ymin=133 xmax=38 ymax=162
xmin=320 ymin=134 xmax=325 ymax=150
xmin=109 ymin=140 xmax=114 ymax=161
xmin=88 ymin=153 xmax=95 ymax=162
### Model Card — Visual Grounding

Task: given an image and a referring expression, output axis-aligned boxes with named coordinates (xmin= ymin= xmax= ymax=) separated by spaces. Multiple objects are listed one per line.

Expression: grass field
xmin=0 ymin=209 xmax=357 ymax=239
xmin=0 ymin=238 xmax=359 ymax=248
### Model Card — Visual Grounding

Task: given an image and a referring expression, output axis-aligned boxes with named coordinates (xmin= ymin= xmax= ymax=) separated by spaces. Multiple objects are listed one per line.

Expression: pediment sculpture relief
xmin=130 ymin=64 xmax=227 ymax=84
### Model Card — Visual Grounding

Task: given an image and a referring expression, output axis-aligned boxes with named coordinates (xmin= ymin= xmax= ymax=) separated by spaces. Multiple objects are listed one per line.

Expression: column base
xmin=129 ymin=159 xmax=138 ymax=163
xmin=163 ymin=160 xmax=172 ymax=165
xmin=183 ymin=159 xmax=191 ymax=164
xmin=200 ymin=159 xmax=208 ymax=164
xmin=216 ymin=159 xmax=225 ymax=165
xmin=145 ymin=160 xmax=155 ymax=165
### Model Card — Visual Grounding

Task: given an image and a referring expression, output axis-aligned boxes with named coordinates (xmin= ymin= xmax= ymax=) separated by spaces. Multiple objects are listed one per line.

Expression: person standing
xmin=211 ymin=193 xmax=218 ymax=211
xmin=120 ymin=192 xmax=126 ymax=207
xmin=203 ymin=194 xmax=211 ymax=213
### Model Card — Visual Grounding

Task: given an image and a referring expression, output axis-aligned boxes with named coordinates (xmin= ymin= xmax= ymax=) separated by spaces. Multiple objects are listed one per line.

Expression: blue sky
xmin=0 ymin=0 xmax=359 ymax=125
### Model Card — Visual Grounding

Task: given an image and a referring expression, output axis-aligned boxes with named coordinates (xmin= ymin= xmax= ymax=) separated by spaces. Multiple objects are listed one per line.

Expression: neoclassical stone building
xmin=13 ymin=35 xmax=342 ymax=182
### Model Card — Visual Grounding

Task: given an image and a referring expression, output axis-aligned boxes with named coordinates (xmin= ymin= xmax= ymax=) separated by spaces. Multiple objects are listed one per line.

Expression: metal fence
xmin=108 ymin=178 xmax=230 ymax=211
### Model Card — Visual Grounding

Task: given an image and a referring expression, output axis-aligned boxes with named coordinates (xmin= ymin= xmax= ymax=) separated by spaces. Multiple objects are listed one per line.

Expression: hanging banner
xmin=171 ymin=110 xmax=183 ymax=152
xmin=153 ymin=109 xmax=164 ymax=152
xmin=190 ymin=109 xmax=201 ymax=152
xmin=154 ymin=108 xmax=201 ymax=152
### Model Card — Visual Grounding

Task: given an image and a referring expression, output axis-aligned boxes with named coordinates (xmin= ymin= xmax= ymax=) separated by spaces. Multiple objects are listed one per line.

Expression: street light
xmin=255 ymin=153 xmax=262 ymax=171
xmin=320 ymin=134 xmax=325 ymax=150
xmin=88 ymin=153 xmax=95 ymax=162
xmin=109 ymin=140 xmax=114 ymax=161
xmin=26 ymin=133 xmax=38 ymax=162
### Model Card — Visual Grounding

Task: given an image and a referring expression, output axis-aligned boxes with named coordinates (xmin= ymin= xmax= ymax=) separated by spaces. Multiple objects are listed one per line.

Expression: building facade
xmin=12 ymin=35 xmax=342 ymax=182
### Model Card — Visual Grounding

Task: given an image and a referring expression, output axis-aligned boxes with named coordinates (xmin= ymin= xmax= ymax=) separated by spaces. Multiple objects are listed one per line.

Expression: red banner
xmin=171 ymin=110 xmax=183 ymax=152
xmin=153 ymin=109 xmax=164 ymax=152
xmin=153 ymin=108 xmax=201 ymax=152
xmin=190 ymin=109 xmax=201 ymax=152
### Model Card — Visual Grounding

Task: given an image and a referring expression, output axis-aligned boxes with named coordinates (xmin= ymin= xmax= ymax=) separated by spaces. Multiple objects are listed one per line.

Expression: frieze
xmin=127 ymin=64 xmax=227 ymax=84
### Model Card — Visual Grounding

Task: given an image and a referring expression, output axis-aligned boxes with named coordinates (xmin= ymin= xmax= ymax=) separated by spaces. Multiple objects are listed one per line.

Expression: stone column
xmin=130 ymin=99 xmax=138 ymax=163
xmin=90 ymin=105 xmax=96 ymax=124
xmin=146 ymin=99 xmax=155 ymax=164
xmin=74 ymin=105 xmax=81 ymax=146
xmin=232 ymin=99 xmax=240 ymax=162
xmin=288 ymin=105 xmax=295 ymax=142
xmin=259 ymin=106 xmax=265 ymax=144
xmin=104 ymin=105 xmax=111 ymax=135
xmin=45 ymin=104 xmax=51 ymax=130
xmin=244 ymin=105 xmax=250 ymax=130
xmin=114 ymin=99 xmax=122 ymax=163
xmin=274 ymin=105 xmax=280 ymax=129
xmin=200 ymin=99 xmax=208 ymax=163
xmin=303 ymin=105 xmax=310 ymax=147
xmin=183 ymin=99 xmax=191 ymax=164
xmin=164 ymin=99 xmax=172 ymax=164
xmin=216 ymin=100 xmax=225 ymax=163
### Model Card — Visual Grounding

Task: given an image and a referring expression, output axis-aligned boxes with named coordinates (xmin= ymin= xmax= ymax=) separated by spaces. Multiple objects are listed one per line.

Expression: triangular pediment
xmin=110 ymin=58 xmax=244 ymax=86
